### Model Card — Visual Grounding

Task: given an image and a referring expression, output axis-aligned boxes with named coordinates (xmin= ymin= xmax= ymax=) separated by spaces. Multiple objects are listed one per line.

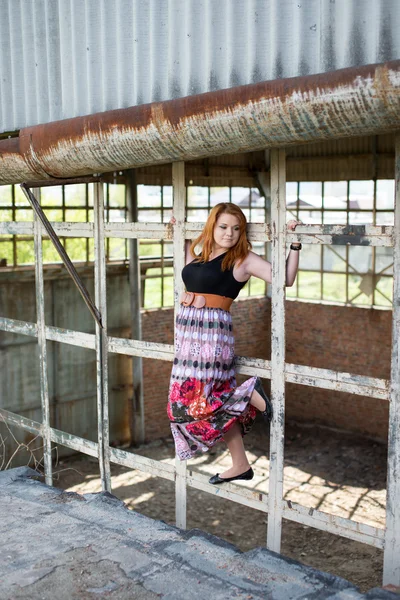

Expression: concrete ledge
xmin=0 ymin=467 xmax=397 ymax=600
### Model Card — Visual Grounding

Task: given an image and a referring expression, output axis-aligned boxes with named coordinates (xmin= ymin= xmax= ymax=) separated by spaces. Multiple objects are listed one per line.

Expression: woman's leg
xmin=250 ymin=388 xmax=267 ymax=411
xmin=220 ymin=421 xmax=251 ymax=478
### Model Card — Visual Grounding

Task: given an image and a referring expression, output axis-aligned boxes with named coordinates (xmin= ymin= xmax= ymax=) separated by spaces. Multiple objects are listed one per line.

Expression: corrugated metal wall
xmin=1 ymin=0 xmax=399 ymax=134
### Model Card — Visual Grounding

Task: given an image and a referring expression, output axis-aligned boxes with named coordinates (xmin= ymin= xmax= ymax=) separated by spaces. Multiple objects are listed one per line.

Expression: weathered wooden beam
xmin=126 ymin=170 xmax=145 ymax=446
xmin=267 ymin=148 xmax=286 ymax=552
xmin=383 ymin=135 xmax=400 ymax=586
xmin=172 ymin=161 xmax=187 ymax=530
xmin=93 ymin=183 xmax=111 ymax=492
xmin=33 ymin=189 xmax=53 ymax=486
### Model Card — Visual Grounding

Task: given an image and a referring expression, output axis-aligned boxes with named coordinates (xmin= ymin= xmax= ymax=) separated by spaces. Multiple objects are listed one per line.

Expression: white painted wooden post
xmin=93 ymin=182 xmax=111 ymax=492
xmin=172 ymin=161 xmax=187 ymax=529
xmin=267 ymin=149 xmax=287 ymax=552
xmin=33 ymin=189 xmax=52 ymax=485
xmin=126 ymin=170 xmax=145 ymax=445
xmin=383 ymin=135 xmax=400 ymax=586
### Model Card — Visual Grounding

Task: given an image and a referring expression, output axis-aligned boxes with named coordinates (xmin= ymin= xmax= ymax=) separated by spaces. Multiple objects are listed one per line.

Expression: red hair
xmin=190 ymin=203 xmax=252 ymax=271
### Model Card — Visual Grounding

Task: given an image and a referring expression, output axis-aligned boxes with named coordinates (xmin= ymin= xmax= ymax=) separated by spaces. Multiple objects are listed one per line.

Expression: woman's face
xmin=213 ymin=212 xmax=241 ymax=250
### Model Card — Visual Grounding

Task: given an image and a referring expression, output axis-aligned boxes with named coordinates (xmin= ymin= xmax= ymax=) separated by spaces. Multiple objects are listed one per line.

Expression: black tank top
xmin=181 ymin=252 xmax=248 ymax=300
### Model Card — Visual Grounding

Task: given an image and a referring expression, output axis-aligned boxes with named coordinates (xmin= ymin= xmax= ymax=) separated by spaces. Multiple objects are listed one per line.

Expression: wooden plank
xmin=93 ymin=183 xmax=111 ymax=492
xmin=33 ymin=189 xmax=53 ymax=486
xmin=172 ymin=161 xmax=187 ymax=530
xmin=105 ymin=222 xmax=170 ymax=239
xmin=267 ymin=149 xmax=286 ymax=553
xmin=383 ymin=135 xmax=400 ymax=586
xmin=126 ymin=170 xmax=145 ymax=446
xmin=282 ymin=501 xmax=384 ymax=549
xmin=0 ymin=316 xmax=389 ymax=399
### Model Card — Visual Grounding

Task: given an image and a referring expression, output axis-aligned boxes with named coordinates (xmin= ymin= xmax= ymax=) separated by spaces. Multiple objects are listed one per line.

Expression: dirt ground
xmin=51 ymin=420 xmax=387 ymax=594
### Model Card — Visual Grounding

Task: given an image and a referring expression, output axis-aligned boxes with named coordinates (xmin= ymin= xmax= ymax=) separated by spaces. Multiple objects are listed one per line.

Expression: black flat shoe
xmin=254 ymin=377 xmax=273 ymax=424
xmin=209 ymin=467 xmax=254 ymax=485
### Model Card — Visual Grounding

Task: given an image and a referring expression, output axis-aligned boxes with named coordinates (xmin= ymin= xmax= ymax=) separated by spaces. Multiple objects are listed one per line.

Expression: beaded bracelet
xmin=290 ymin=243 xmax=302 ymax=250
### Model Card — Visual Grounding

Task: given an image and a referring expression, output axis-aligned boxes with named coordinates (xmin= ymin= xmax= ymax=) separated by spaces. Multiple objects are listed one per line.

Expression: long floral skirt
xmin=167 ymin=304 xmax=257 ymax=461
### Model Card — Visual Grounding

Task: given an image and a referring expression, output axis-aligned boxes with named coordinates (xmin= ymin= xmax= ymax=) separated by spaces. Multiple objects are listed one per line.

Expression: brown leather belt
xmin=180 ymin=291 xmax=233 ymax=311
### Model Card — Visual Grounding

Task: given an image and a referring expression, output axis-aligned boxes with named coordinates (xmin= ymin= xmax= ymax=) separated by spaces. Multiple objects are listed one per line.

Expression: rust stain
xmin=0 ymin=60 xmax=399 ymax=184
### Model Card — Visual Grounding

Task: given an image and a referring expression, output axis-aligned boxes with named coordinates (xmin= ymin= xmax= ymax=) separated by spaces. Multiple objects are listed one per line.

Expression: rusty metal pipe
xmin=0 ymin=61 xmax=399 ymax=185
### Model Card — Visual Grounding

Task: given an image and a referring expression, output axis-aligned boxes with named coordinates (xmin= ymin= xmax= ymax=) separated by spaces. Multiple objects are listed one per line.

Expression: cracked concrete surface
xmin=0 ymin=467 xmax=398 ymax=600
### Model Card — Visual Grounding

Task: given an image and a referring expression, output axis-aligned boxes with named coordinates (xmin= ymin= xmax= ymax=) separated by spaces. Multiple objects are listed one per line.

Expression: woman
xmin=167 ymin=202 xmax=301 ymax=485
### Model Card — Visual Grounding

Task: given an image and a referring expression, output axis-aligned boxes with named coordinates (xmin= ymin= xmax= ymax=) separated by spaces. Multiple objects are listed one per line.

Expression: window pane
xmin=323 ymin=246 xmax=346 ymax=272
xmin=65 ymin=238 xmax=87 ymax=261
xmin=163 ymin=276 xmax=174 ymax=307
xmin=41 ymin=186 xmax=62 ymax=206
xmin=107 ymin=208 xmax=126 ymax=222
xmin=299 ymin=182 xmax=322 ymax=209
xmin=298 ymin=243 xmax=321 ymax=270
xmin=187 ymin=209 xmax=208 ymax=222
xmin=252 ymin=241 xmax=265 ymax=257
xmin=65 ymin=209 xmax=87 ymax=222
xmin=298 ymin=210 xmax=321 ymax=224
xmin=210 ymin=187 xmax=229 ymax=205
xmin=0 ymin=186 xmax=12 ymax=206
xmin=349 ymin=180 xmax=374 ymax=210
xmin=251 ymin=205 xmax=266 ymax=223
xmin=376 ymin=277 xmax=393 ymax=306
xmin=323 ymin=211 xmax=347 ymax=224
xmin=109 ymin=238 xmax=126 ymax=260
xmin=323 ymin=181 xmax=347 ymax=208
xmin=231 ymin=187 xmax=250 ymax=207
xmin=15 ymin=207 xmax=33 ymax=221
xmin=163 ymin=242 xmax=173 ymax=257
xmin=349 ymin=211 xmax=373 ymax=224
xmin=0 ymin=241 xmax=13 ymax=266
xmin=138 ymin=209 xmax=161 ymax=222
xmin=376 ymin=247 xmax=393 ymax=275
xmin=163 ymin=186 xmax=173 ymax=207
xmin=348 ymin=246 xmax=373 ymax=274
xmin=43 ymin=208 xmax=63 ymax=221
xmin=348 ymin=274 xmax=373 ymax=305
xmin=138 ymin=185 xmax=161 ymax=207
xmin=65 ymin=184 xmax=87 ymax=206
xmin=88 ymin=238 xmax=94 ymax=261
xmin=286 ymin=182 xmax=298 ymax=208
xmin=187 ymin=186 xmax=208 ymax=207
xmin=144 ymin=269 xmax=162 ymax=308
xmin=17 ymin=240 xmax=35 ymax=264
xmin=298 ymin=271 xmax=321 ymax=300
xmin=376 ymin=180 xmax=394 ymax=210
xmin=323 ymin=273 xmax=346 ymax=302
xmin=108 ymin=184 xmax=125 ymax=207
xmin=43 ymin=239 xmax=62 ymax=263
xmin=162 ymin=209 xmax=172 ymax=223
xmin=14 ymin=185 xmax=29 ymax=206
xmin=139 ymin=241 xmax=161 ymax=257
xmin=286 ymin=284 xmax=296 ymax=298
xmin=376 ymin=212 xmax=394 ymax=225
xmin=248 ymin=277 xmax=265 ymax=296
xmin=0 ymin=209 xmax=12 ymax=221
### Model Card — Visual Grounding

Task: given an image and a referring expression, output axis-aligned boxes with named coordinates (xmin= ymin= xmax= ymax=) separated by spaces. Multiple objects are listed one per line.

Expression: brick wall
xmin=141 ymin=297 xmax=391 ymax=444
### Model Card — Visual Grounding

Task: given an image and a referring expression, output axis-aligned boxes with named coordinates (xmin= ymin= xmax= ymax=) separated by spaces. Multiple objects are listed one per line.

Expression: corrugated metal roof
xmin=1 ymin=0 xmax=400 ymax=134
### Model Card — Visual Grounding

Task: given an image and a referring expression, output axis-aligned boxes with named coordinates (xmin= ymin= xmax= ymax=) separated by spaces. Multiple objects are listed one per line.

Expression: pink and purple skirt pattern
xmin=167 ymin=304 xmax=257 ymax=460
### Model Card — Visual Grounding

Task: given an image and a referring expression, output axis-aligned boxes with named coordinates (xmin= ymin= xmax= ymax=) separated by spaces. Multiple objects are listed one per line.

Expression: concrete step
xmin=0 ymin=467 xmax=396 ymax=600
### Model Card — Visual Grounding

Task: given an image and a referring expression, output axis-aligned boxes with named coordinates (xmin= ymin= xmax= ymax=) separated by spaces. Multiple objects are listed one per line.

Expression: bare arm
xmin=241 ymin=220 xmax=302 ymax=287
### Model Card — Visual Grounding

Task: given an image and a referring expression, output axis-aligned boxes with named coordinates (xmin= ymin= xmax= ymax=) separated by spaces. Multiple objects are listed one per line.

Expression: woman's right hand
xmin=169 ymin=215 xmax=176 ymax=225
